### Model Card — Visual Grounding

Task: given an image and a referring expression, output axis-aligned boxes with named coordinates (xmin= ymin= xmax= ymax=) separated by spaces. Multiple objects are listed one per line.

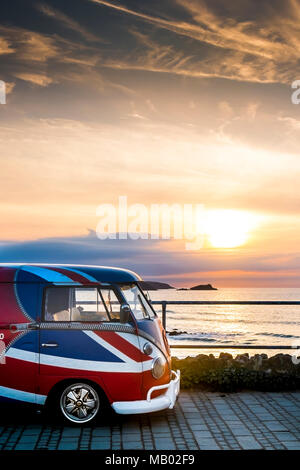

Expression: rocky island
xmin=190 ymin=283 xmax=217 ymax=290
xmin=139 ymin=281 xmax=218 ymax=291
xmin=138 ymin=281 xmax=174 ymax=291
xmin=177 ymin=283 xmax=218 ymax=290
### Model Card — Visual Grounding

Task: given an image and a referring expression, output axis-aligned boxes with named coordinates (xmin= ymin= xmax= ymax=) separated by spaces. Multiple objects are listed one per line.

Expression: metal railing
xmin=151 ymin=300 xmax=300 ymax=350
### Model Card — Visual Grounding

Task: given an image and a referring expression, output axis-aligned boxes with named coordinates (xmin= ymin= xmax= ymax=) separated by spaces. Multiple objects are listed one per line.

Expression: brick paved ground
xmin=0 ymin=391 xmax=299 ymax=450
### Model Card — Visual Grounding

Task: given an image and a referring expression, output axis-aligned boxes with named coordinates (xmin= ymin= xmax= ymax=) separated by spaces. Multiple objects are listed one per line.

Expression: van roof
xmin=0 ymin=264 xmax=142 ymax=284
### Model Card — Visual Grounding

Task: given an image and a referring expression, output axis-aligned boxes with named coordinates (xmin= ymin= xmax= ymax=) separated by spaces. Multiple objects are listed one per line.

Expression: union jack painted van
xmin=0 ymin=264 xmax=180 ymax=424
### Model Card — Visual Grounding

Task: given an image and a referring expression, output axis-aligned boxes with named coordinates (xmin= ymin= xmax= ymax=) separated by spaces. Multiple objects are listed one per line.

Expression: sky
xmin=0 ymin=0 xmax=300 ymax=287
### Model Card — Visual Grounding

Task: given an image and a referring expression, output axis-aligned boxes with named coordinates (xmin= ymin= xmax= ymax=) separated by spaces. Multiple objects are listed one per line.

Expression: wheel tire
xmin=59 ymin=382 xmax=100 ymax=425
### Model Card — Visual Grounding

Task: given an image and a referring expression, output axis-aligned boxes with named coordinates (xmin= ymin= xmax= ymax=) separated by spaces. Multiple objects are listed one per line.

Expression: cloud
xmin=0 ymin=37 xmax=15 ymax=55
xmin=90 ymin=0 xmax=300 ymax=83
xmin=4 ymin=82 xmax=15 ymax=95
xmin=37 ymin=3 xmax=105 ymax=43
xmin=278 ymin=115 xmax=300 ymax=131
xmin=0 ymin=25 xmax=59 ymax=89
xmin=100 ymin=31 xmax=277 ymax=84
xmin=0 ymin=231 xmax=300 ymax=286
xmin=0 ymin=23 xmax=131 ymax=100
xmin=0 ymin=26 xmax=58 ymax=62
xmin=15 ymin=72 xmax=53 ymax=87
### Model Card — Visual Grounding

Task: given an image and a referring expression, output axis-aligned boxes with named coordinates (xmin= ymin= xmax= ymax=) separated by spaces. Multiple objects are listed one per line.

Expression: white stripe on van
xmin=0 ymin=385 xmax=46 ymax=405
xmin=115 ymin=332 xmax=167 ymax=364
xmin=115 ymin=332 xmax=157 ymax=358
xmin=83 ymin=331 xmax=143 ymax=366
xmin=6 ymin=348 xmax=38 ymax=363
xmin=6 ymin=347 xmax=153 ymax=373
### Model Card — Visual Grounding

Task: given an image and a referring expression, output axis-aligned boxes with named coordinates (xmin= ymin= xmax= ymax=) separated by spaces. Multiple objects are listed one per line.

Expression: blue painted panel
xmin=12 ymin=331 xmax=38 ymax=352
xmin=39 ymin=330 xmax=124 ymax=362
xmin=14 ymin=272 xmax=39 ymax=320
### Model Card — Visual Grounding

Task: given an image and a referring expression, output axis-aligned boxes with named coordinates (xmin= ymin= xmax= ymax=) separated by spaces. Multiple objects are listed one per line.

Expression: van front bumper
xmin=112 ymin=370 xmax=180 ymax=415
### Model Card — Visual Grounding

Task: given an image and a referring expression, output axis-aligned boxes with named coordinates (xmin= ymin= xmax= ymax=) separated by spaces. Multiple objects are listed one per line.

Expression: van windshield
xmin=120 ymin=284 xmax=156 ymax=320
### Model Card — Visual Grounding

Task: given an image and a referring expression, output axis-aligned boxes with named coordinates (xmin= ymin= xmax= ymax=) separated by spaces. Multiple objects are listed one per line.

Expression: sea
xmin=149 ymin=288 xmax=300 ymax=358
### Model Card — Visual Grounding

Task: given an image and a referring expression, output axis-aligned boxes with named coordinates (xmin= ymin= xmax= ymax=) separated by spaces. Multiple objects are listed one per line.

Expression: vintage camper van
xmin=0 ymin=264 xmax=180 ymax=424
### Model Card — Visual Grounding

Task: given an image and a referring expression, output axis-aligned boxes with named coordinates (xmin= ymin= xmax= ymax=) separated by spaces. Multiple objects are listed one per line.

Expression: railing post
xmin=161 ymin=301 xmax=167 ymax=330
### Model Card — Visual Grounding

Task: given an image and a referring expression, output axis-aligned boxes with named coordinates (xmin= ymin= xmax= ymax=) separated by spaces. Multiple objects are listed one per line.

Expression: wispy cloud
xmin=90 ymin=0 xmax=299 ymax=59
xmin=0 ymin=24 xmax=102 ymax=90
xmin=37 ymin=3 xmax=106 ymax=43
xmin=0 ymin=37 xmax=15 ymax=55
xmin=15 ymin=72 xmax=54 ymax=87
xmin=90 ymin=0 xmax=300 ymax=83
xmin=0 ymin=25 xmax=58 ymax=63
xmin=101 ymin=30 xmax=283 ymax=83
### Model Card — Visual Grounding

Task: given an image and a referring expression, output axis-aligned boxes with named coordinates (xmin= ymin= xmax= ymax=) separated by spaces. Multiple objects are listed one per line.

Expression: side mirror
xmin=120 ymin=304 xmax=131 ymax=324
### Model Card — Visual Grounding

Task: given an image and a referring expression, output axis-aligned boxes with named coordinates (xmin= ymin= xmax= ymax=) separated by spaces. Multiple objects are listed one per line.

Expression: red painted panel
xmin=0 ymin=357 xmax=37 ymax=394
xmin=94 ymin=331 xmax=151 ymax=363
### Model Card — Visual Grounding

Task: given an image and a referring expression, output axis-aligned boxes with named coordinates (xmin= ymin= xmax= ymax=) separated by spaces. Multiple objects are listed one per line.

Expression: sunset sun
xmin=203 ymin=210 xmax=258 ymax=248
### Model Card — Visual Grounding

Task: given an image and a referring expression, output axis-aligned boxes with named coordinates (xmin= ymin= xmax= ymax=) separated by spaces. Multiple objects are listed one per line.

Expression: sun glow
xmin=202 ymin=210 xmax=259 ymax=248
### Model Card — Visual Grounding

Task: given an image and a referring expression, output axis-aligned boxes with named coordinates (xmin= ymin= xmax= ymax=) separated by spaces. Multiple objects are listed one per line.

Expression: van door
xmin=39 ymin=285 xmax=145 ymax=402
xmin=0 ymin=282 xmax=39 ymax=405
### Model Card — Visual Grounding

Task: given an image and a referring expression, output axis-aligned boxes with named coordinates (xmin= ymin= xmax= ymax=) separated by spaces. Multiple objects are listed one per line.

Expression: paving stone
xmin=237 ymin=436 xmax=262 ymax=450
xmin=1 ymin=391 xmax=300 ymax=450
xmin=57 ymin=441 xmax=79 ymax=450
xmin=189 ymin=424 xmax=209 ymax=431
xmin=282 ymin=441 xmax=300 ymax=450
xmin=192 ymin=430 xmax=213 ymax=439
xmin=123 ymin=441 xmax=144 ymax=449
xmin=154 ymin=438 xmax=176 ymax=450
xmin=264 ymin=421 xmax=287 ymax=432
xmin=273 ymin=432 xmax=298 ymax=441
xmin=197 ymin=438 xmax=220 ymax=450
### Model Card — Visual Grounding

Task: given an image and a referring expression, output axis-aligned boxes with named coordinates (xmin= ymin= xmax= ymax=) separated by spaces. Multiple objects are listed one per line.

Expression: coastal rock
xmin=219 ymin=352 xmax=233 ymax=361
xmin=190 ymin=283 xmax=217 ymax=290
xmin=171 ymin=352 xmax=300 ymax=392
xmin=235 ymin=353 xmax=250 ymax=364
xmin=268 ymin=353 xmax=296 ymax=372
xmin=168 ymin=330 xmax=188 ymax=336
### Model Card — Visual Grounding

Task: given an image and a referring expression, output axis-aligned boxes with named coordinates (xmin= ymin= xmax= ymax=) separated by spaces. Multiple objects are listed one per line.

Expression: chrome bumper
xmin=112 ymin=370 xmax=180 ymax=415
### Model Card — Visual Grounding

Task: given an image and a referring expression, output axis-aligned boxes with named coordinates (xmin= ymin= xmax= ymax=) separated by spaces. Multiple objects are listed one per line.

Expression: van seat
xmin=53 ymin=310 xmax=70 ymax=321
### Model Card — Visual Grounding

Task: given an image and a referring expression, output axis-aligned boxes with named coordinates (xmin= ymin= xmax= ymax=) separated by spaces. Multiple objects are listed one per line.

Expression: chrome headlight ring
xmin=151 ymin=356 xmax=166 ymax=379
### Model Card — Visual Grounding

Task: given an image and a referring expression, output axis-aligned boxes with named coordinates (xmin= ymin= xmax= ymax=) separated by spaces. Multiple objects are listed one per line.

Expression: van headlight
xmin=151 ymin=357 xmax=166 ymax=379
xmin=143 ymin=342 xmax=153 ymax=355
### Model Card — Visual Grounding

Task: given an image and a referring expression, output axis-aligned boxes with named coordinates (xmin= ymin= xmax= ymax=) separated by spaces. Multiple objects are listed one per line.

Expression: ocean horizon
xmin=149 ymin=287 xmax=300 ymax=358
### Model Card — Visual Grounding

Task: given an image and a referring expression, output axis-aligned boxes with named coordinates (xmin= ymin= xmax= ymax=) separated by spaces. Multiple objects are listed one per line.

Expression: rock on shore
xmin=172 ymin=353 xmax=300 ymax=392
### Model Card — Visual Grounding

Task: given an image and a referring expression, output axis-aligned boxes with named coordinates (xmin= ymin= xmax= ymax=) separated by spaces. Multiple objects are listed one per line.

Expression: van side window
xmin=44 ymin=287 xmax=121 ymax=322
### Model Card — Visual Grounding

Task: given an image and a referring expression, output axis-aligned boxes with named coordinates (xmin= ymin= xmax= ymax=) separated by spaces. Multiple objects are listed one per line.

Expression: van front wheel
xmin=59 ymin=383 xmax=100 ymax=424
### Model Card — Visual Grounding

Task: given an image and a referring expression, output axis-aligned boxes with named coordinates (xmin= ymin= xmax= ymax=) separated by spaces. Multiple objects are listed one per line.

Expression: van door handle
xmin=41 ymin=342 xmax=59 ymax=348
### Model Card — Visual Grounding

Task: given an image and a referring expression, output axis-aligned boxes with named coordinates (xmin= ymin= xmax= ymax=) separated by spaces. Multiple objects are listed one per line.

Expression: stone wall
xmin=172 ymin=353 xmax=300 ymax=392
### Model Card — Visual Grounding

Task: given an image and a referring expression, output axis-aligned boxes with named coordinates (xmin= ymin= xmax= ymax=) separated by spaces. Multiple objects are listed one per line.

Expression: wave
xmin=256 ymin=332 xmax=300 ymax=339
xmin=167 ymin=329 xmax=300 ymax=344
xmin=167 ymin=331 xmax=245 ymax=342
xmin=165 ymin=315 xmax=300 ymax=325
